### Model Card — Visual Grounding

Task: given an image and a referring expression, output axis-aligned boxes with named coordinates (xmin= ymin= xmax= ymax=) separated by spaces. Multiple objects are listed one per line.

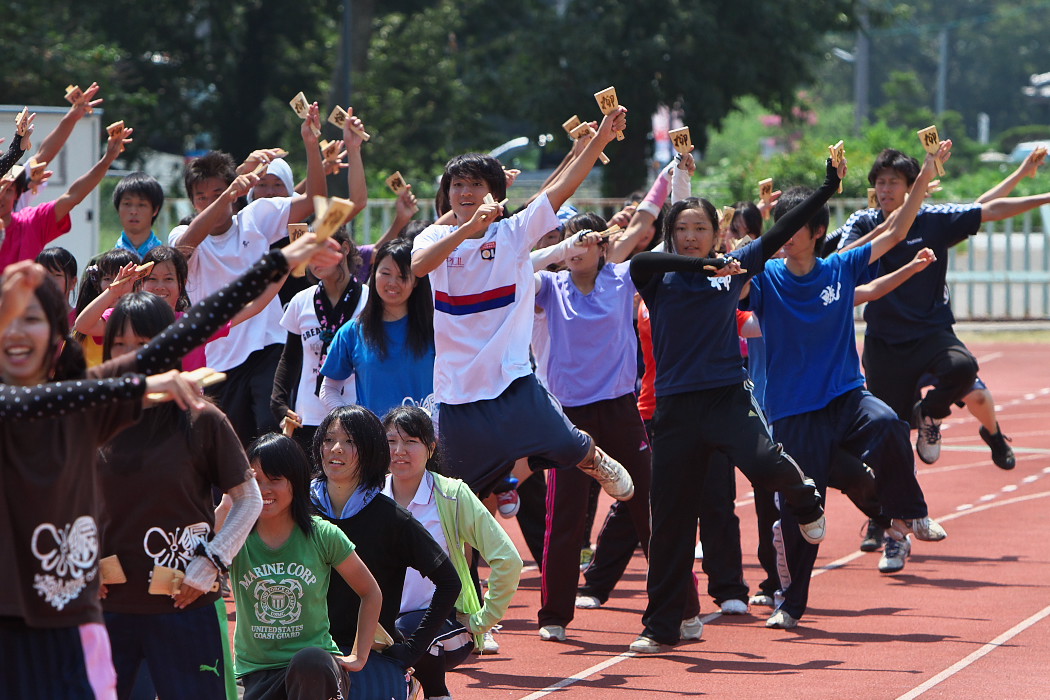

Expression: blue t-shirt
xmin=637 ymin=240 xmax=764 ymax=397
xmin=320 ymin=316 xmax=435 ymax=417
xmin=835 ymin=204 xmax=982 ymax=343
xmin=535 ymin=262 xmax=637 ymax=407
xmin=748 ymin=244 xmax=872 ymax=423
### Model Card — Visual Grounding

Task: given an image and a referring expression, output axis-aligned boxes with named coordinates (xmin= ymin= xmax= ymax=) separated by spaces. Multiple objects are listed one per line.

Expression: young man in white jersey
xmin=411 ymin=108 xmax=634 ymax=503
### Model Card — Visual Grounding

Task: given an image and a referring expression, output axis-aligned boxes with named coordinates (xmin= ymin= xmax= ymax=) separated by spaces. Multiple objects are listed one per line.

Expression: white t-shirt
xmin=169 ymin=197 xmax=292 ymax=371
xmin=381 ymin=472 xmax=449 ymax=614
xmin=280 ymin=283 xmax=368 ymax=426
xmin=412 ymin=193 xmax=560 ymax=405
xmin=531 ymin=307 xmax=552 ymax=388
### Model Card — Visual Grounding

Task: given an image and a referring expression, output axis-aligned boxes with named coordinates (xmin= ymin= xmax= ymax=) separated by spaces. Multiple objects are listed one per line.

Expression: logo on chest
xmin=708 ymin=276 xmax=732 ymax=291
xmin=480 ymin=241 xmax=497 ymax=261
xmin=820 ymin=281 xmax=842 ymax=306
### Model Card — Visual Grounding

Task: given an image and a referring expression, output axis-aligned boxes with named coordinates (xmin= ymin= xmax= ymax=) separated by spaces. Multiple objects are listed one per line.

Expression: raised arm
xmin=179 ymin=172 xmax=260 ymax=251
xmin=53 ymin=123 xmax=131 ymax=223
xmin=760 ymin=158 xmax=843 ymax=261
xmin=867 ymin=142 xmax=951 ymax=263
xmin=545 ymin=107 xmax=627 ymax=212
xmin=0 ymin=133 xmax=28 ymax=179
xmin=340 ymin=111 xmax=369 ymax=223
xmin=976 ymin=147 xmax=1047 ymax=203
xmin=72 ymin=262 xmax=139 ymax=336
xmin=980 ymin=191 xmax=1050 ymax=222
xmin=288 ymin=104 xmax=328 ymax=224
xmin=131 ymin=234 xmax=340 ymax=374
xmin=608 ymin=162 xmax=673 ymax=263
xmin=34 ymin=83 xmax=104 ymax=165
xmin=374 ymin=186 xmax=419 ymax=250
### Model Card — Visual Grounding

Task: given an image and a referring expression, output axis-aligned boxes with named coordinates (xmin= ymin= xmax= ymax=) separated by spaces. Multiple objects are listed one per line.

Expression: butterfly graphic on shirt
xmin=30 ymin=516 xmax=99 ymax=610
xmin=143 ymin=522 xmax=212 ymax=570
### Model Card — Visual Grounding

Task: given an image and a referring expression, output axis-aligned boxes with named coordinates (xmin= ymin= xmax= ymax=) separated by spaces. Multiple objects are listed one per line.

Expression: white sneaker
xmin=878 ymin=534 xmax=911 ymax=573
xmin=766 ymin=609 xmax=799 ymax=629
xmin=539 ymin=625 xmax=566 ymax=642
xmin=577 ymin=446 xmax=634 ymax=501
xmin=476 ymin=630 xmax=499 ymax=655
xmin=890 ymin=516 xmax=947 ymax=542
xmin=913 ymin=402 xmax=942 ymax=464
xmin=679 ymin=616 xmax=704 ymax=640
xmin=799 ymin=514 xmax=826 ymax=544
xmin=575 ymin=595 xmax=602 ymax=609
xmin=720 ymin=599 xmax=749 ymax=615
xmin=749 ymin=593 xmax=775 ymax=608
xmin=628 ymin=635 xmax=664 ymax=654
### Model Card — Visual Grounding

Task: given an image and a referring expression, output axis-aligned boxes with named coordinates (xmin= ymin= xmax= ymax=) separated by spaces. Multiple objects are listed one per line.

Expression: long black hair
xmin=382 ymin=405 xmax=442 ymax=474
xmin=32 ymin=275 xmax=86 ymax=381
xmin=358 ymin=239 xmax=433 ymax=360
xmin=248 ymin=433 xmax=315 ymax=535
xmin=102 ymin=292 xmax=176 ymax=363
xmin=312 ymin=406 xmax=389 ymax=491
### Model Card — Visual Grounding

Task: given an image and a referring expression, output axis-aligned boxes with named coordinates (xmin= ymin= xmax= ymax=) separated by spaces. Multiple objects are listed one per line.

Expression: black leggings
xmin=642 ymin=382 xmax=822 ymax=644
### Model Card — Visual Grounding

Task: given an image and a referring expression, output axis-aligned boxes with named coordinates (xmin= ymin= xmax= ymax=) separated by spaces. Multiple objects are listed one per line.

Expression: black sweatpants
xmin=862 ymin=328 xmax=979 ymax=422
xmin=207 ymin=343 xmax=283 ymax=448
xmin=241 ymin=647 xmax=349 ymax=700
xmin=642 ymin=382 xmax=822 ymax=644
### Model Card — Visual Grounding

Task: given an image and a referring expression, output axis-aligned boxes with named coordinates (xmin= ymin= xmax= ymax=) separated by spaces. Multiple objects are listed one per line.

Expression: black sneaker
xmin=980 ymin=425 xmax=1015 ymax=470
xmin=859 ymin=519 xmax=884 ymax=552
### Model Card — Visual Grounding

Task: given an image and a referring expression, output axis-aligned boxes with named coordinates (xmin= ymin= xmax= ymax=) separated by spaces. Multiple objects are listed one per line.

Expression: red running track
xmin=446 ymin=341 xmax=1050 ymax=699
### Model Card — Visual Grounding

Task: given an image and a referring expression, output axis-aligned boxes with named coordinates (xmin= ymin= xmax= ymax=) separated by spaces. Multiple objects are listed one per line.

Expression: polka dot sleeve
xmin=134 ymin=250 xmax=289 ymax=374
xmin=0 ymin=374 xmax=146 ymax=421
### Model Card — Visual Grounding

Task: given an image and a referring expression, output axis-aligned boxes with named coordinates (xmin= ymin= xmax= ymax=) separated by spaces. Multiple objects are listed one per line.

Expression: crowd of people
xmin=1 ymin=81 xmax=1047 ymax=699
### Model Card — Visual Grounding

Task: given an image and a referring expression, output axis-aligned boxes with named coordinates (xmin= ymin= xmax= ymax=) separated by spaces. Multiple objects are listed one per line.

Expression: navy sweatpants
xmin=773 ymin=387 xmax=928 ymax=620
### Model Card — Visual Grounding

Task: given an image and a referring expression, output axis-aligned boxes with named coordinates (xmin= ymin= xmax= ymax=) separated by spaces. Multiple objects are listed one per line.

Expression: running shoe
xmin=575 ymin=595 xmax=602 ymax=609
xmin=476 ymin=629 xmax=500 ymax=655
xmin=680 ymin=616 xmax=704 ymax=640
xmin=765 ymin=609 xmax=799 ymax=629
xmin=878 ymin=533 xmax=911 ymax=573
xmin=890 ymin=516 xmax=947 ymax=542
xmin=749 ymin=593 xmax=775 ymax=608
xmin=628 ymin=635 xmax=665 ymax=654
xmin=539 ymin=625 xmax=566 ymax=642
xmin=720 ymin=599 xmax=749 ymax=615
xmin=860 ymin=518 xmax=884 ymax=552
xmin=496 ymin=489 xmax=520 ymax=518
xmin=799 ymin=514 xmax=826 ymax=544
xmin=980 ymin=425 xmax=1016 ymax=470
xmin=913 ymin=402 xmax=942 ymax=464
xmin=577 ymin=446 xmax=634 ymax=501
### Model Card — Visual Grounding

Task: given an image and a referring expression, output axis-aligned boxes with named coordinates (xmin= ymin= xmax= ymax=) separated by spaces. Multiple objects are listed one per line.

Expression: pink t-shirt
xmin=101 ymin=308 xmax=231 ymax=371
xmin=0 ymin=201 xmax=72 ymax=271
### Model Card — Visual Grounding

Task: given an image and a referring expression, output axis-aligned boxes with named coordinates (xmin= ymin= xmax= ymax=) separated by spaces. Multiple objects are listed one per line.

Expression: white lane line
xmin=977 ymin=494 xmax=996 ymax=502
xmin=518 ymin=490 xmax=1050 ymax=699
xmin=895 ymin=603 xmax=1050 ymax=700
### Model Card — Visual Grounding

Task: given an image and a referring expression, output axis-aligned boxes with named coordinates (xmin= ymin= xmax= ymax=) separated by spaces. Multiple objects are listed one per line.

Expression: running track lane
xmin=448 ymin=341 xmax=1050 ymax=698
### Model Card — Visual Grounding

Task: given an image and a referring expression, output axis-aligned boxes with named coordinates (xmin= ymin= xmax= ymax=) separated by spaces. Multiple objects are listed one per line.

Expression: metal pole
xmin=935 ymin=27 xmax=948 ymax=115
xmin=854 ymin=10 xmax=870 ymax=136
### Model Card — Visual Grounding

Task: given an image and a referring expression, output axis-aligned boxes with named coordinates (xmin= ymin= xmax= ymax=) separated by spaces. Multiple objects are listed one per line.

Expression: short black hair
xmin=248 ymin=434 xmax=316 ymax=535
xmin=113 ymin=171 xmax=165 ymax=222
xmin=36 ymin=247 xmax=78 ymax=281
xmin=772 ymin=186 xmax=829 ymax=240
xmin=382 ymin=406 xmax=443 ymax=474
xmin=183 ymin=151 xmax=237 ymax=199
xmin=868 ymin=149 xmax=920 ymax=187
xmin=102 ymin=291 xmax=176 ymax=363
xmin=312 ymin=406 xmax=389 ymax=491
xmin=437 ymin=153 xmax=507 ymax=218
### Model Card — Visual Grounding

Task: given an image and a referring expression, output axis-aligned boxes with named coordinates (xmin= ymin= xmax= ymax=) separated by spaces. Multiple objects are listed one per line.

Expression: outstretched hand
xmin=0 ymin=261 xmax=46 ymax=331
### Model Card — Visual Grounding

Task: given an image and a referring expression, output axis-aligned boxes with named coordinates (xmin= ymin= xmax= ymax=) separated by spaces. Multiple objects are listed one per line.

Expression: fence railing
xmin=161 ymin=196 xmax=1050 ymax=321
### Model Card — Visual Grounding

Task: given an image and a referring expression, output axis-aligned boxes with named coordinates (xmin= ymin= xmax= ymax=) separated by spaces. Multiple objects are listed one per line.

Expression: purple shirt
xmin=535 ymin=261 xmax=637 ymax=407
